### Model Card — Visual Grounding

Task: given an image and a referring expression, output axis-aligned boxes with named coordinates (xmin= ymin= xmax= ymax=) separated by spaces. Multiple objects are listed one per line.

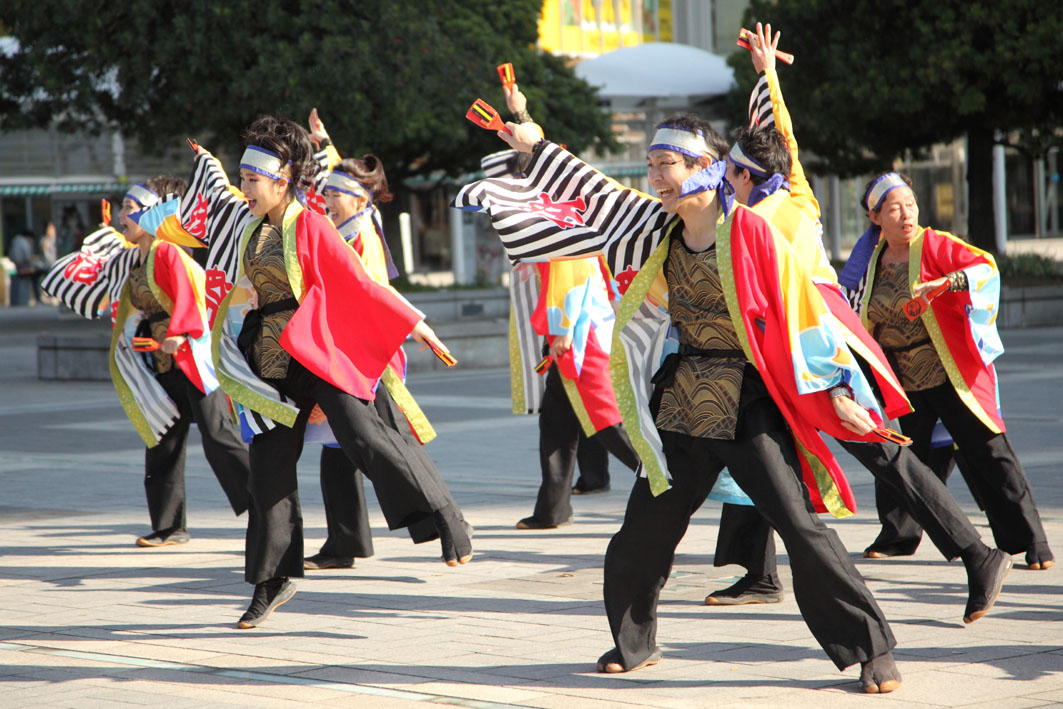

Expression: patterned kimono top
xmin=127 ymin=257 xmax=174 ymax=374
xmin=242 ymin=223 xmax=297 ymax=380
xmin=866 ymin=259 xmax=947 ymax=392
xmin=656 ymin=237 xmax=746 ymax=439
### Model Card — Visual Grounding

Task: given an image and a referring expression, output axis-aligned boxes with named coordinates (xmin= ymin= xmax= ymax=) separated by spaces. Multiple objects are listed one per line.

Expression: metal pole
xmin=829 ymin=175 xmax=842 ymax=261
xmin=1033 ymin=156 xmax=1046 ymax=238
xmin=449 ymin=201 xmax=466 ymax=286
xmin=992 ymin=142 xmax=1007 ymax=252
xmin=398 ymin=212 xmax=414 ymax=276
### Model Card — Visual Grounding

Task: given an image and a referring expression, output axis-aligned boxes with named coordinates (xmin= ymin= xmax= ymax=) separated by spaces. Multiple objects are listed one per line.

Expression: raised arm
xmin=746 ymin=23 xmax=817 ymax=210
xmin=454 ymin=128 xmax=668 ymax=274
xmin=135 ymin=150 xmax=252 ymax=258
xmin=308 ymin=108 xmax=343 ymax=199
xmin=39 ymin=226 xmax=133 ymax=319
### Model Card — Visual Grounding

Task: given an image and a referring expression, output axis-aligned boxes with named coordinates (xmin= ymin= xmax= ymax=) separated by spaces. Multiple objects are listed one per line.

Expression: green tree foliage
xmin=723 ymin=0 xmax=1063 ymax=251
xmin=0 ymin=0 xmax=617 ymax=179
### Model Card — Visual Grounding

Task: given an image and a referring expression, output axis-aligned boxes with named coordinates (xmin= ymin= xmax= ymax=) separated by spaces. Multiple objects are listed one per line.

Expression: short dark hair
xmin=730 ymin=127 xmax=791 ymax=185
xmin=242 ymin=116 xmax=319 ymax=196
xmin=860 ymin=171 xmax=914 ymax=212
xmin=334 ymin=154 xmax=393 ymax=204
xmin=504 ymin=151 xmax=533 ymax=178
xmin=656 ymin=113 xmax=728 ymax=167
xmin=144 ymin=175 xmax=188 ymax=198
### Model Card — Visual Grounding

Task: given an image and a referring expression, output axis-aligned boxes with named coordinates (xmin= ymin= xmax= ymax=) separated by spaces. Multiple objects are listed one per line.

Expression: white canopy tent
xmin=574 ymin=41 xmax=736 ymax=103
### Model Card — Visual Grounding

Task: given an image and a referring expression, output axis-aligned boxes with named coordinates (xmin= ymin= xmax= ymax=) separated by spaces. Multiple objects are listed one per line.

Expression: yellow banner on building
xmin=538 ymin=0 xmax=672 ymax=57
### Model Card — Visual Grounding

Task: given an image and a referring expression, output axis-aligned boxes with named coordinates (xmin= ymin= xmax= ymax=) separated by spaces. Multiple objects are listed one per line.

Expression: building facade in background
xmin=1 ymin=1 xmax=1059 ymax=302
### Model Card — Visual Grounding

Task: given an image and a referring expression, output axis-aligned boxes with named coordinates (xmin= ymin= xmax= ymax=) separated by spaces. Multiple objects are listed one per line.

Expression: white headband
xmin=324 ymin=170 xmax=370 ymax=201
xmin=866 ymin=173 xmax=909 ymax=211
xmin=727 ymin=143 xmax=769 ymax=179
xmin=649 ymin=127 xmax=713 ymax=159
xmin=240 ymin=145 xmax=290 ymax=182
xmin=125 ymin=183 xmax=159 ymax=209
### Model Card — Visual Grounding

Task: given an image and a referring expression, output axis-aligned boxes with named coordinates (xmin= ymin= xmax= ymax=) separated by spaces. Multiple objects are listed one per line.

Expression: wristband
xmin=829 ymin=385 xmax=851 ymax=400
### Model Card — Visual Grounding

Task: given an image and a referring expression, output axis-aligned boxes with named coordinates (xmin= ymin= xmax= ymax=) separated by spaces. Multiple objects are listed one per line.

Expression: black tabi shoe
xmin=436 ymin=511 xmax=473 ymax=566
xmin=571 ymin=479 xmax=610 ymax=495
xmin=1025 ymin=542 xmax=1055 ymax=571
xmin=237 ymin=578 xmax=295 ymax=629
xmin=303 ymin=553 xmax=354 ymax=570
xmin=516 ymin=516 xmax=573 ymax=530
xmin=135 ymin=530 xmax=190 ymax=548
xmin=963 ymin=547 xmax=1012 ymax=624
xmin=596 ymin=647 xmax=662 ymax=674
xmin=860 ymin=651 xmax=902 ymax=694
xmin=862 ymin=546 xmax=917 ymax=559
xmin=704 ymin=573 xmax=784 ymax=606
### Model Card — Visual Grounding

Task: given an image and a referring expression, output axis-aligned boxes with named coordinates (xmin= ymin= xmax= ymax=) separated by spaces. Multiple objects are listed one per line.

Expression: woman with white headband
xmin=705 ymin=23 xmax=1012 ymax=622
xmin=455 ymin=113 xmax=903 ymax=692
xmin=297 ymin=111 xmax=453 ymax=570
xmin=40 ymin=176 xmax=251 ymax=549
xmin=840 ymin=171 xmax=1053 ymax=571
xmin=137 ymin=116 xmax=472 ymax=629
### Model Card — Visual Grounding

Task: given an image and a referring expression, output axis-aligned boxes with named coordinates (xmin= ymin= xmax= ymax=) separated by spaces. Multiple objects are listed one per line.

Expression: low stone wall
xmin=998 ymin=285 xmax=1063 ymax=328
xmin=37 ymin=289 xmax=512 ymax=380
xmin=36 ymin=284 xmax=1063 ymax=380
xmin=38 ymin=333 xmax=113 ymax=381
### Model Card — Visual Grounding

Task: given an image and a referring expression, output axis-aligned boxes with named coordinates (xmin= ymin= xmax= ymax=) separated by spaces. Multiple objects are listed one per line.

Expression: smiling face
xmin=323 ymin=188 xmax=367 ymax=227
xmin=647 ymin=149 xmax=706 ymax=213
xmin=869 ymin=186 xmax=919 ymax=248
xmin=239 ymin=169 xmax=290 ymax=219
xmin=118 ymin=197 xmax=149 ymax=244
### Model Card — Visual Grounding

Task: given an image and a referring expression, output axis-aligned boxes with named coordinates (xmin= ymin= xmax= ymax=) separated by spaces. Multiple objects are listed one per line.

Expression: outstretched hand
xmin=308 ymin=107 xmax=330 ymax=146
xmin=497 ymin=121 xmax=543 ymax=153
xmin=750 ymin=22 xmax=780 ymax=74
xmin=503 ymin=83 xmax=527 ymax=116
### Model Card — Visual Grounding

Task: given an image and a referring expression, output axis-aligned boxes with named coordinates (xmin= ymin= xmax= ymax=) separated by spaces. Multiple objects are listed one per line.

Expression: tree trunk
xmin=966 ymin=125 xmax=997 ymax=252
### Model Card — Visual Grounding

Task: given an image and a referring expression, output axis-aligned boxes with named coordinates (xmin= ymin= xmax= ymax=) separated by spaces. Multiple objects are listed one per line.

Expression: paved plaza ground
xmin=0 ymin=312 xmax=1061 ymax=708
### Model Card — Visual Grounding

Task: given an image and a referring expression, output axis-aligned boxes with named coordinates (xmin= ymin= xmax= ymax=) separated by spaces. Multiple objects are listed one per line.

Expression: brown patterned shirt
xmin=655 ymin=236 xmax=746 ymax=439
xmin=127 ymin=257 xmax=173 ymax=374
xmin=243 ymin=222 xmax=297 ymax=380
xmin=867 ymin=260 xmax=947 ymax=391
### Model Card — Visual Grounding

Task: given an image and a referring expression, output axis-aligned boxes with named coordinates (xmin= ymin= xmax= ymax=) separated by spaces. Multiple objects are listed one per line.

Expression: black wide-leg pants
xmin=533 ymin=365 xmax=640 ymax=525
xmin=714 ymin=431 xmax=984 ymax=577
xmin=145 ymin=368 xmax=250 ymax=535
xmin=879 ymin=382 xmax=1049 ymax=554
xmin=245 ymin=359 xmax=457 ymax=584
xmin=604 ymin=396 xmax=894 ymax=671
xmin=316 ymin=384 xmax=443 ymax=558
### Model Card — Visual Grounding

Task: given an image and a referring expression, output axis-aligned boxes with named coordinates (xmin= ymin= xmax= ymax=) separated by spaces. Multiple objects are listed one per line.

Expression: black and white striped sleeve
xmin=453 ymin=141 xmax=668 ymax=273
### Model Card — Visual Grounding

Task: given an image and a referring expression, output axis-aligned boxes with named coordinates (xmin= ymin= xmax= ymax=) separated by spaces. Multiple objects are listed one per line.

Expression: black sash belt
xmin=649 ymin=345 xmax=747 ymax=416
xmin=676 ymin=343 xmax=745 ymax=358
xmin=237 ymin=297 xmax=299 ymax=355
xmin=882 ymin=337 xmax=931 ymax=354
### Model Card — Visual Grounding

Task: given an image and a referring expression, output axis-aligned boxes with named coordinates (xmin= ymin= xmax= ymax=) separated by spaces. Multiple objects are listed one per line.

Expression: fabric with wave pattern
xmin=243 ymin=223 xmax=296 ymax=380
xmin=655 ymin=237 xmax=745 ymax=439
xmin=867 ymin=261 xmax=946 ymax=391
xmin=127 ymin=259 xmax=174 ymax=374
